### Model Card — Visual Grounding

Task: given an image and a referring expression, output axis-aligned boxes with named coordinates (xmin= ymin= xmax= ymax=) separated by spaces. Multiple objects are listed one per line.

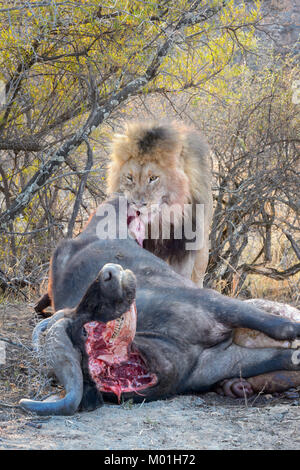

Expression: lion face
xmin=106 ymin=122 xmax=192 ymax=226
xmin=115 ymin=158 xmax=190 ymax=224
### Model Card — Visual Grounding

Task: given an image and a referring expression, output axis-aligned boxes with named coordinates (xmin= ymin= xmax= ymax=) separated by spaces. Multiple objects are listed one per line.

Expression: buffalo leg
xmin=212 ymin=298 xmax=300 ymax=397
xmin=211 ymin=296 xmax=300 ymax=342
xmin=188 ymin=342 xmax=300 ymax=393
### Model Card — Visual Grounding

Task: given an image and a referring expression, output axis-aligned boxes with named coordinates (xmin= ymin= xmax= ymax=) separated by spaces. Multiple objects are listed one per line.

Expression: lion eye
xmin=149 ymin=175 xmax=158 ymax=183
xmin=126 ymin=175 xmax=133 ymax=182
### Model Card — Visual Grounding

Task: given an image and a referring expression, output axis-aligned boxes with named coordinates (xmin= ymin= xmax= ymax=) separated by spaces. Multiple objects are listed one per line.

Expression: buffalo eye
xmin=81 ymin=327 xmax=88 ymax=339
xmin=126 ymin=174 xmax=133 ymax=182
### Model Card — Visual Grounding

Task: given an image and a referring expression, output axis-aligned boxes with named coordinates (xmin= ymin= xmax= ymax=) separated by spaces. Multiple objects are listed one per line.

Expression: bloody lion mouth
xmin=127 ymin=206 xmax=146 ymax=247
xmin=84 ymin=302 xmax=157 ymax=401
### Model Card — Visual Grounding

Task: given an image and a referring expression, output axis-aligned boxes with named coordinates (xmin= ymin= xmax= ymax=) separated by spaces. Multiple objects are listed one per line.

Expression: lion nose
xmin=101 ymin=264 xmax=123 ymax=282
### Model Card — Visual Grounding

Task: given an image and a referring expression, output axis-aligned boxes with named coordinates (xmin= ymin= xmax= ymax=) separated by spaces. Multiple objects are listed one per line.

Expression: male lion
xmin=106 ymin=121 xmax=213 ymax=286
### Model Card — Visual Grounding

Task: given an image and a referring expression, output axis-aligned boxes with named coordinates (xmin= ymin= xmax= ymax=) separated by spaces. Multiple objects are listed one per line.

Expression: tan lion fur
xmin=106 ymin=121 xmax=213 ymax=286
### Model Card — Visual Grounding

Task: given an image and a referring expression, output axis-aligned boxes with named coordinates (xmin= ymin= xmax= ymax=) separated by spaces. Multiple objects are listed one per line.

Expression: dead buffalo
xmin=20 ymin=197 xmax=300 ymax=415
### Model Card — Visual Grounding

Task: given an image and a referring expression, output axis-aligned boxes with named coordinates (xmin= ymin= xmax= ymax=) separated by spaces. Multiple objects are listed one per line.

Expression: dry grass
xmin=245 ymin=274 xmax=300 ymax=306
xmin=0 ymin=301 xmax=56 ymax=423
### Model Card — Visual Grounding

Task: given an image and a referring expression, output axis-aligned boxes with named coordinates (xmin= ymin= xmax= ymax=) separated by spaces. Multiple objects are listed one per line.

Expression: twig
xmin=284 ymin=231 xmax=300 ymax=261
xmin=250 ymin=384 xmax=267 ymax=408
xmin=0 ymin=401 xmax=20 ymax=408
xmin=0 ymin=2 xmax=77 ymax=13
xmin=1 ymin=223 xmax=63 ymax=236
xmin=0 ymin=335 xmax=33 ymax=351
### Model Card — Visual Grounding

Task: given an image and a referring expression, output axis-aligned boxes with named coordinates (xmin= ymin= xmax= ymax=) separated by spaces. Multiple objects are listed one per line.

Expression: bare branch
xmin=67 ymin=139 xmax=93 ymax=237
xmin=284 ymin=231 xmax=300 ymax=261
xmin=239 ymin=263 xmax=300 ymax=281
xmin=0 ymin=138 xmax=43 ymax=152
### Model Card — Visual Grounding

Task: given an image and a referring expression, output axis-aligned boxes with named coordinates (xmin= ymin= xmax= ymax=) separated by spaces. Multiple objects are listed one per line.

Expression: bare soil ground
xmin=0 ymin=303 xmax=300 ymax=450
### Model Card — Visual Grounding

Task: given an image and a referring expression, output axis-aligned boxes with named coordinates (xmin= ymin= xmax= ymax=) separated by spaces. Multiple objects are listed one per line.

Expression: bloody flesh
xmin=84 ymin=302 xmax=157 ymax=402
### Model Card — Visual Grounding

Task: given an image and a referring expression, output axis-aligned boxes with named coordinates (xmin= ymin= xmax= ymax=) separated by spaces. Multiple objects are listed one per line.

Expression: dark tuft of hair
xmin=138 ymin=126 xmax=168 ymax=153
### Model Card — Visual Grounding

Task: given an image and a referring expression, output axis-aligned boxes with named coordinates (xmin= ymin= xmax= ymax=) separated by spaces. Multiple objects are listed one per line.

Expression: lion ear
xmin=111 ymin=133 xmax=131 ymax=163
xmin=114 ymin=133 xmax=127 ymax=141
xmin=112 ymin=133 xmax=129 ymax=147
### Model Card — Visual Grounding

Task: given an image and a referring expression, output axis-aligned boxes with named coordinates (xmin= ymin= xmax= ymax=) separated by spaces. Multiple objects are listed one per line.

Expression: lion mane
xmin=106 ymin=121 xmax=213 ymax=286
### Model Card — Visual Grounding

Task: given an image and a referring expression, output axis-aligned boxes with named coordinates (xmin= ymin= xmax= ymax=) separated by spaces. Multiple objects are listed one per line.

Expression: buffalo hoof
xmin=34 ymin=293 xmax=52 ymax=317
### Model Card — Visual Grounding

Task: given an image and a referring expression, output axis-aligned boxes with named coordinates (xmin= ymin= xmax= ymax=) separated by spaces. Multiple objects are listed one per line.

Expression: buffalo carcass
xmin=20 ymin=197 xmax=300 ymax=415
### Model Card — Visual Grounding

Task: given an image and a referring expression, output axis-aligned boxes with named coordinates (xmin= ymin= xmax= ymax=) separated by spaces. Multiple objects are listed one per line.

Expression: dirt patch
xmin=0 ymin=303 xmax=300 ymax=450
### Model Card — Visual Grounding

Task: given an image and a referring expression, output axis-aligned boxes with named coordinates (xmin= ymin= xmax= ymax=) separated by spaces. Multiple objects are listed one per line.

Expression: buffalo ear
xmin=76 ymin=277 xmax=103 ymax=318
